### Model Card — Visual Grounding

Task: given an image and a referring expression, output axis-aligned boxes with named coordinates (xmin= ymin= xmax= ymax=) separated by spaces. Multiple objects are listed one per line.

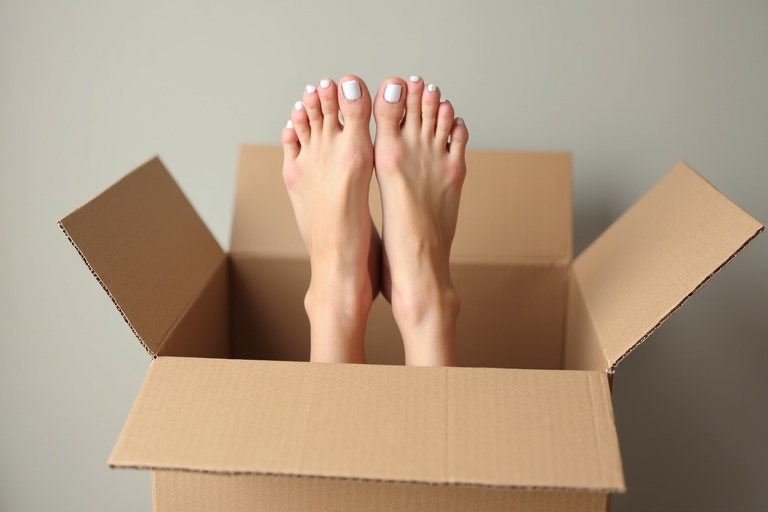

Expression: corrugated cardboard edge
xmin=60 ymin=217 xmax=229 ymax=359
xmin=58 ymin=156 xmax=226 ymax=358
xmin=607 ymin=224 xmax=763 ymax=373
xmin=573 ymin=161 xmax=764 ymax=373
xmin=113 ymin=467 xmax=622 ymax=495
xmin=58 ymin=219 xmax=155 ymax=357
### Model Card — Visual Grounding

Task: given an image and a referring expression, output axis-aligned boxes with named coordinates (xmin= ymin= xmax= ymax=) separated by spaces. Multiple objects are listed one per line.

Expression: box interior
xmin=228 ymin=147 xmax=574 ymax=369
xmin=59 ymin=146 xmax=764 ymax=373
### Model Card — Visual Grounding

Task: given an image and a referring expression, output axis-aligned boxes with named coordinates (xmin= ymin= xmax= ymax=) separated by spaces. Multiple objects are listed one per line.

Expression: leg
xmin=282 ymin=76 xmax=379 ymax=363
xmin=373 ymin=76 xmax=469 ymax=366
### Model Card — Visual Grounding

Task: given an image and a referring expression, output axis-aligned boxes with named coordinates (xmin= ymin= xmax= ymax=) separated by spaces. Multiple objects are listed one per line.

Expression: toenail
xmin=409 ymin=75 xmax=421 ymax=82
xmin=295 ymin=101 xmax=304 ymax=111
xmin=456 ymin=117 xmax=464 ymax=125
xmin=286 ymin=120 xmax=294 ymax=129
xmin=384 ymin=83 xmax=402 ymax=103
xmin=341 ymin=80 xmax=362 ymax=101
xmin=320 ymin=79 xmax=331 ymax=89
xmin=427 ymin=83 xmax=437 ymax=93
xmin=440 ymin=98 xmax=447 ymax=103
xmin=306 ymin=85 xmax=316 ymax=94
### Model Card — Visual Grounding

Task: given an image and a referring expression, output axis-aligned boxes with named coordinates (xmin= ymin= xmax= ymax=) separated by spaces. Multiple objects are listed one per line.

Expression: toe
xmin=404 ymin=75 xmax=424 ymax=132
xmin=282 ymin=119 xmax=300 ymax=161
xmin=448 ymin=117 xmax=469 ymax=161
xmin=373 ymin=77 xmax=407 ymax=138
xmin=338 ymin=74 xmax=372 ymax=131
xmin=291 ymin=99 xmax=310 ymax=147
xmin=435 ymin=100 xmax=455 ymax=148
xmin=318 ymin=78 xmax=341 ymax=133
xmin=303 ymin=84 xmax=323 ymax=131
xmin=421 ymin=83 xmax=441 ymax=135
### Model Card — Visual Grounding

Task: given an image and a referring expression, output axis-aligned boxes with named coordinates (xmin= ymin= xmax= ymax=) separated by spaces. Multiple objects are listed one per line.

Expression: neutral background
xmin=1 ymin=1 xmax=766 ymax=510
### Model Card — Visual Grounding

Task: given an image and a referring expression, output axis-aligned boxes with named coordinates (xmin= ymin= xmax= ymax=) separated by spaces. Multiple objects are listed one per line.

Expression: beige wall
xmin=1 ymin=1 xmax=766 ymax=510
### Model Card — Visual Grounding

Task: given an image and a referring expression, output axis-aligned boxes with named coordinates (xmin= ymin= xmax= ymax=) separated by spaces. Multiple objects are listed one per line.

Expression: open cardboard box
xmin=60 ymin=146 xmax=763 ymax=511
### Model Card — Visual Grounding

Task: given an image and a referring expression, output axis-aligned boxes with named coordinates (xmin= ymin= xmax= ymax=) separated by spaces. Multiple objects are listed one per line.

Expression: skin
xmin=282 ymin=75 xmax=469 ymax=366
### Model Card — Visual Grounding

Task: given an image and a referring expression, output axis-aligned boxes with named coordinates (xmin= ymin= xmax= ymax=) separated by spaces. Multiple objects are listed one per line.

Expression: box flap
xmin=573 ymin=162 xmax=763 ymax=372
xmin=59 ymin=157 xmax=225 ymax=356
xmin=231 ymin=145 xmax=572 ymax=263
xmin=111 ymin=357 xmax=625 ymax=493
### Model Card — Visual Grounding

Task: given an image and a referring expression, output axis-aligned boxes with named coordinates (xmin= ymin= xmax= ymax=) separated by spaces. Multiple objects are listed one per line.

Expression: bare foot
xmin=282 ymin=76 xmax=380 ymax=364
xmin=373 ymin=76 xmax=469 ymax=366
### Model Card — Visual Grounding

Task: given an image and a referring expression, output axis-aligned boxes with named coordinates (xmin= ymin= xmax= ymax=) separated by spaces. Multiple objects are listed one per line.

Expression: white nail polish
xmin=456 ymin=117 xmax=464 ymax=125
xmin=320 ymin=79 xmax=331 ymax=89
xmin=306 ymin=85 xmax=316 ymax=94
xmin=440 ymin=98 xmax=447 ymax=104
xmin=427 ymin=83 xmax=437 ymax=92
xmin=341 ymin=80 xmax=362 ymax=100
xmin=294 ymin=101 xmax=303 ymax=111
xmin=409 ymin=75 xmax=420 ymax=82
xmin=286 ymin=120 xmax=294 ymax=129
xmin=384 ymin=83 xmax=402 ymax=103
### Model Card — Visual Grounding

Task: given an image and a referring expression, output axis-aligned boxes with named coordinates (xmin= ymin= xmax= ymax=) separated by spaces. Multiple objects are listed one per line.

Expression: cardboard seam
xmin=608 ymin=225 xmax=764 ymax=372
xmin=108 ymin=465 xmax=623 ymax=494
xmin=570 ymin=270 xmax=612 ymax=373
xmin=154 ymin=253 xmax=228 ymax=358
xmin=585 ymin=375 xmax=606 ymax=487
xmin=588 ymin=373 xmax=625 ymax=492
xmin=443 ymin=368 xmax=449 ymax=483
xmin=58 ymin=221 xmax=155 ymax=357
xmin=295 ymin=367 xmax=318 ymax=474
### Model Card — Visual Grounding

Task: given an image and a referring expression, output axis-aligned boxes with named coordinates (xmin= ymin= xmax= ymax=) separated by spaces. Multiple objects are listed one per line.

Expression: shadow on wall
xmin=574 ymin=199 xmax=768 ymax=511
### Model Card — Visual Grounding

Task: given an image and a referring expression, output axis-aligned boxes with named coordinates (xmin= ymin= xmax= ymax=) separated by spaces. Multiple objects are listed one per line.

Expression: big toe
xmin=373 ymin=77 xmax=407 ymax=138
xmin=338 ymin=75 xmax=372 ymax=132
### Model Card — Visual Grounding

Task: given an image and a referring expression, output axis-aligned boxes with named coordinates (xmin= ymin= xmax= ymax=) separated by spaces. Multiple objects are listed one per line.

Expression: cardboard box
xmin=59 ymin=146 xmax=763 ymax=511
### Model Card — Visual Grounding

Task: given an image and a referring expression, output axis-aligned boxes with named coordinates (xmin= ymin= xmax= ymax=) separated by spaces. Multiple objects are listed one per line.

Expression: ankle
xmin=391 ymin=285 xmax=460 ymax=366
xmin=305 ymin=276 xmax=373 ymax=324
xmin=391 ymin=285 xmax=459 ymax=326
xmin=304 ymin=278 xmax=372 ymax=364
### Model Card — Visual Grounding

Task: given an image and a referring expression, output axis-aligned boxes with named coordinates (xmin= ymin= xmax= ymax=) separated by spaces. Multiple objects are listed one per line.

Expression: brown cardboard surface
xmin=111 ymin=357 xmax=624 ymax=492
xmin=573 ymin=162 xmax=764 ymax=371
xmin=153 ymin=471 xmax=609 ymax=512
xmin=59 ymin=157 xmax=225 ymax=356
xmin=230 ymin=256 xmax=310 ymax=361
xmin=452 ymin=262 xmax=567 ymax=369
xmin=563 ymin=269 xmax=609 ymax=372
xmin=156 ymin=258 xmax=230 ymax=359
xmin=231 ymin=145 xmax=572 ymax=264
xmin=230 ymin=145 xmax=304 ymax=257
xmin=454 ymin=150 xmax=573 ymax=263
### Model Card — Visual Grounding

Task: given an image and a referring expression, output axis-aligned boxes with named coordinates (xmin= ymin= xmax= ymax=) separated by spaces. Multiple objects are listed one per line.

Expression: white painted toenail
xmin=427 ymin=83 xmax=437 ymax=93
xmin=306 ymin=85 xmax=316 ymax=94
xmin=456 ymin=117 xmax=465 ymax=125
xmin=295 ymin=101 xmax=304 ymax=111
xmin=384 ymin=83 xmax=402 ymax=103
xmin=440 ymin=98 xmax=447 ymax=103
xmin=286 ymin=120 xmax=294 ymax=129
xmin=409 ymin=75 xmax=420 ymax=82
xmin=320 ymin=79 xmax=331 ymax=89
xmin=341 ymin=80 xmax=362 ymax=101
